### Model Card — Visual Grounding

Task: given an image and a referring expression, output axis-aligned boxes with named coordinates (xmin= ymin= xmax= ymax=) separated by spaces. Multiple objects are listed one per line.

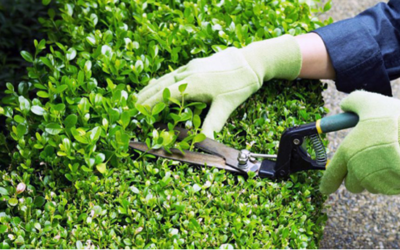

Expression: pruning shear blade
xmin=155 ymin=123 xmax=242 ymax=168
xmin=129 ymin=141 xmax=242 ymax=173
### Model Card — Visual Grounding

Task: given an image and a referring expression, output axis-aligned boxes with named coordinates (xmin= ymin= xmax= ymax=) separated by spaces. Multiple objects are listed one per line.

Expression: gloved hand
xmin=320 ymin=91 xmax=400 ymax=195
xmin=136 ymin=35 xmax=302 ymax=138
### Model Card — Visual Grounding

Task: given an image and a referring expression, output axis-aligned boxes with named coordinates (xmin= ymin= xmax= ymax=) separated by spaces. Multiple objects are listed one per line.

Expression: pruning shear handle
xmin=259 ymin=112 xmax=359 ymax=178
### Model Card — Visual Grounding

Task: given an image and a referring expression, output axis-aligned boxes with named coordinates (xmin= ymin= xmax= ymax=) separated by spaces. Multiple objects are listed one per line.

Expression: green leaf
xmin=0 ymin=241 xmax=10 ymax=248
xmin=71 ymin=127 xmax=89 ymax=144
xmin=45 ymin=123 xmax=63 ymax=135
xmin=48 ymin=8 xmax=55 ymax=19
xmin=116 ymin=130 xmax=129 ymax=146
xmin=19 ymin=96 xmax=30 ymax=113
xmin=53 ymin=103 xmax=66 ymax=112
xmin=101 ymin=45 xmax=113 ymax=57
xmin=211 ymin=45 xmax=227 ymax=52
xmin=40 ymin=56 xmax=53 ymax=68
xmin=64 ymin=114 xmax=78 ymax=128
xmin=193 ymin=115 xmax=201 ymax=129
xmin=152 ymin=102 xmax=166 ymax=115
xmin=170 ymin=113 xmax=181 ymax=124
xmin=65 ymin=3 xmax=73 ymax=16
xmin=20 ymin=51 xmax=33 ymax=63
xmin=86 ymin=35 xmax=96 ymax=46
xmin=129 ymin=186 xmax=140 ymax=194
xmin=190 ymin=218 xmax=201 ymax=231
xmin=37 ymin=91 xmax=49 ymax=98
xmin=34 ymin=196 xmax=46 ymax=207
xmin=0 ymin=187 xmax=8 ymax=196
xmin=178 ymin=83 xmax=188 ymax=93
xmin=78 ymin=98 xmax=90 ymax=115
xmin=168 ymin=97 xmax=181 ymax=106
xmin=42 ymin=0 xmax=51 ymax=5
xmin=193 ymin=133 xmax=206 ymax=144
xmin=89 ymin=126 xmax=101 ymax=142
xmin=123 ymin=238 xmax=132 ymax=246
xmin=0 ymin=225 xmax=7 ymax=234
xmin=14 ymin=115 xmax=25 ymax=124
xmin=31 ymin=105 xmax=45 ymax=116
xmin=163 ymin=88 xmax=171 ymax=102
xmin=193 ymin=184 xmax=201 ymax=192
xmin=56 ymin=85 xmax=68 ymax=94
xmin=8 ymin=198 xmax=18 ymax=207
xmin=220 ymin=244 xmax=234 ymax=249
xmin=6 ymin=82 xmax=14 ymax=92
xmin=96 ymin=163 xmax=107 ymax=174
xmin=323 ymin=0 xmax=332 ymax=12
xmin=76 ymin=241 xmax=83 ymax=249
xmin=90 ymin=13 xmax=98 ymax=26
xmin=121 ymin=111 xmax=131 ymax=128
xmin=95 ymin=153 xmax=105 ymax=164
xmin=135 ymin=104 xmax=150 ymax=116
xmin=135 ymin=60 xmax=144 ymax=73
xmin=15 ymin=236 xmax=24 ymax=245
xmin=17 ymin=124 xmax=27 ymax=138
xmin=66 ymin=47 xmax=77 ymax=61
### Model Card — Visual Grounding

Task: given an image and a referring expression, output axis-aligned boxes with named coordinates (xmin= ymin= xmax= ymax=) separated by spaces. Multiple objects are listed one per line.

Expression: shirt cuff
xmin=313 ymin=18 xmax=392 ymax=96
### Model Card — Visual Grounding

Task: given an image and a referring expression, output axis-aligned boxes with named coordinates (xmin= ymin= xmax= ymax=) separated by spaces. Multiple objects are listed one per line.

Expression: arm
xmin=296 ymin=33 xmax=336 ymax=80
xmin=302 ymin=0 xmax=400 ymax=96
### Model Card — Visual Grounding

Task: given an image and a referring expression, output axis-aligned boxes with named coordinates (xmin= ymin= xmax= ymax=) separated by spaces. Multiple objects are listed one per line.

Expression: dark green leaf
xmin=64 ymin=114 xmax=78 ymax=128
xmin=34 ymin=196 xmax=46 ymax=207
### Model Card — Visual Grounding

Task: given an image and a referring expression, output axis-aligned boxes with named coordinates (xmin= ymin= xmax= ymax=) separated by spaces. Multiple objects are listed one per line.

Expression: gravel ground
xmin=318 ymin=0 xmax=400 ymax=248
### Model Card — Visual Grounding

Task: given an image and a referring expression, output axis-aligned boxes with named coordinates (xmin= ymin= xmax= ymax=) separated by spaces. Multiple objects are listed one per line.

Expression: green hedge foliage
xmin=0 ymin=0 xmax=332 ymax=248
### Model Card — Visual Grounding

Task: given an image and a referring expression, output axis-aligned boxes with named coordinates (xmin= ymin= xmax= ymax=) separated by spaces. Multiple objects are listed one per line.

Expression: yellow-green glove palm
xmin=137 ymin=35 xmax=302 ymax=138
xmin=320 ymin=91 xmax=400 ymax=195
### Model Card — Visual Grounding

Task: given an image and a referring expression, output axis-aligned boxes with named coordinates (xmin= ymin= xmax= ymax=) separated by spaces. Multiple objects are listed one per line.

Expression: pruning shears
xmin=130 ymin=112 xmax=359 ymax=179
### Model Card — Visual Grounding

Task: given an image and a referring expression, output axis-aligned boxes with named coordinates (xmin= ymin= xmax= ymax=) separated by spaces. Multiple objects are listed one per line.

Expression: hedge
xmin=0 ymin=0 xmax=332 ymax=248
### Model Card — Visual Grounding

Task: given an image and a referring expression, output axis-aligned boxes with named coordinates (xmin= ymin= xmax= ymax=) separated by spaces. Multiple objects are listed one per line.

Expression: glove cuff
xmin=240 ymin=35 xmax=302 ymax=82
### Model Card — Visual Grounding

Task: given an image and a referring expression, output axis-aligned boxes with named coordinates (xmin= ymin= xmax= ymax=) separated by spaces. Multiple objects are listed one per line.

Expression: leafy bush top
xmin=0 ymin=0 xmax=332 ymax=248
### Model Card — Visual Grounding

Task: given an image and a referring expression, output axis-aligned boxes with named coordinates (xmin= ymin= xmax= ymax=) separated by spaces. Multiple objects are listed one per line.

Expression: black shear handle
xmin=258 ymin=112 xmax=359 ymax=179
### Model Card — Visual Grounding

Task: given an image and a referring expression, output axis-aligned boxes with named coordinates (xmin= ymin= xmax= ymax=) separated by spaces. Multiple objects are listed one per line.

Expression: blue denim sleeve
xmin=313 ymin=0 xmax=400 ymax=96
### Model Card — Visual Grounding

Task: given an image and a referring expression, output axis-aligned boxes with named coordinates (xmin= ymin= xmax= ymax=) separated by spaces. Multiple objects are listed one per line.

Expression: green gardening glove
xmin=320 ymin=90 xmax=400 ymax=195
xmin=136 ymin=35 xmax=302 ymax=138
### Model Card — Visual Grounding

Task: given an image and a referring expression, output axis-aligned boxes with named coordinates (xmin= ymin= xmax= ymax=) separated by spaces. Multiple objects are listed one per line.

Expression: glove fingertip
xmin=200 ymin=122 xmax=216 ymax=139
xmin=319 ymin=161 xmax=347 ymax=195
xmin=148 ymin=78 xmax=157 ymax=85
xmin=202 ymin=129 xmax=215 ymax=139
xmin=319 ymin=173 xmax=339 ymax=194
